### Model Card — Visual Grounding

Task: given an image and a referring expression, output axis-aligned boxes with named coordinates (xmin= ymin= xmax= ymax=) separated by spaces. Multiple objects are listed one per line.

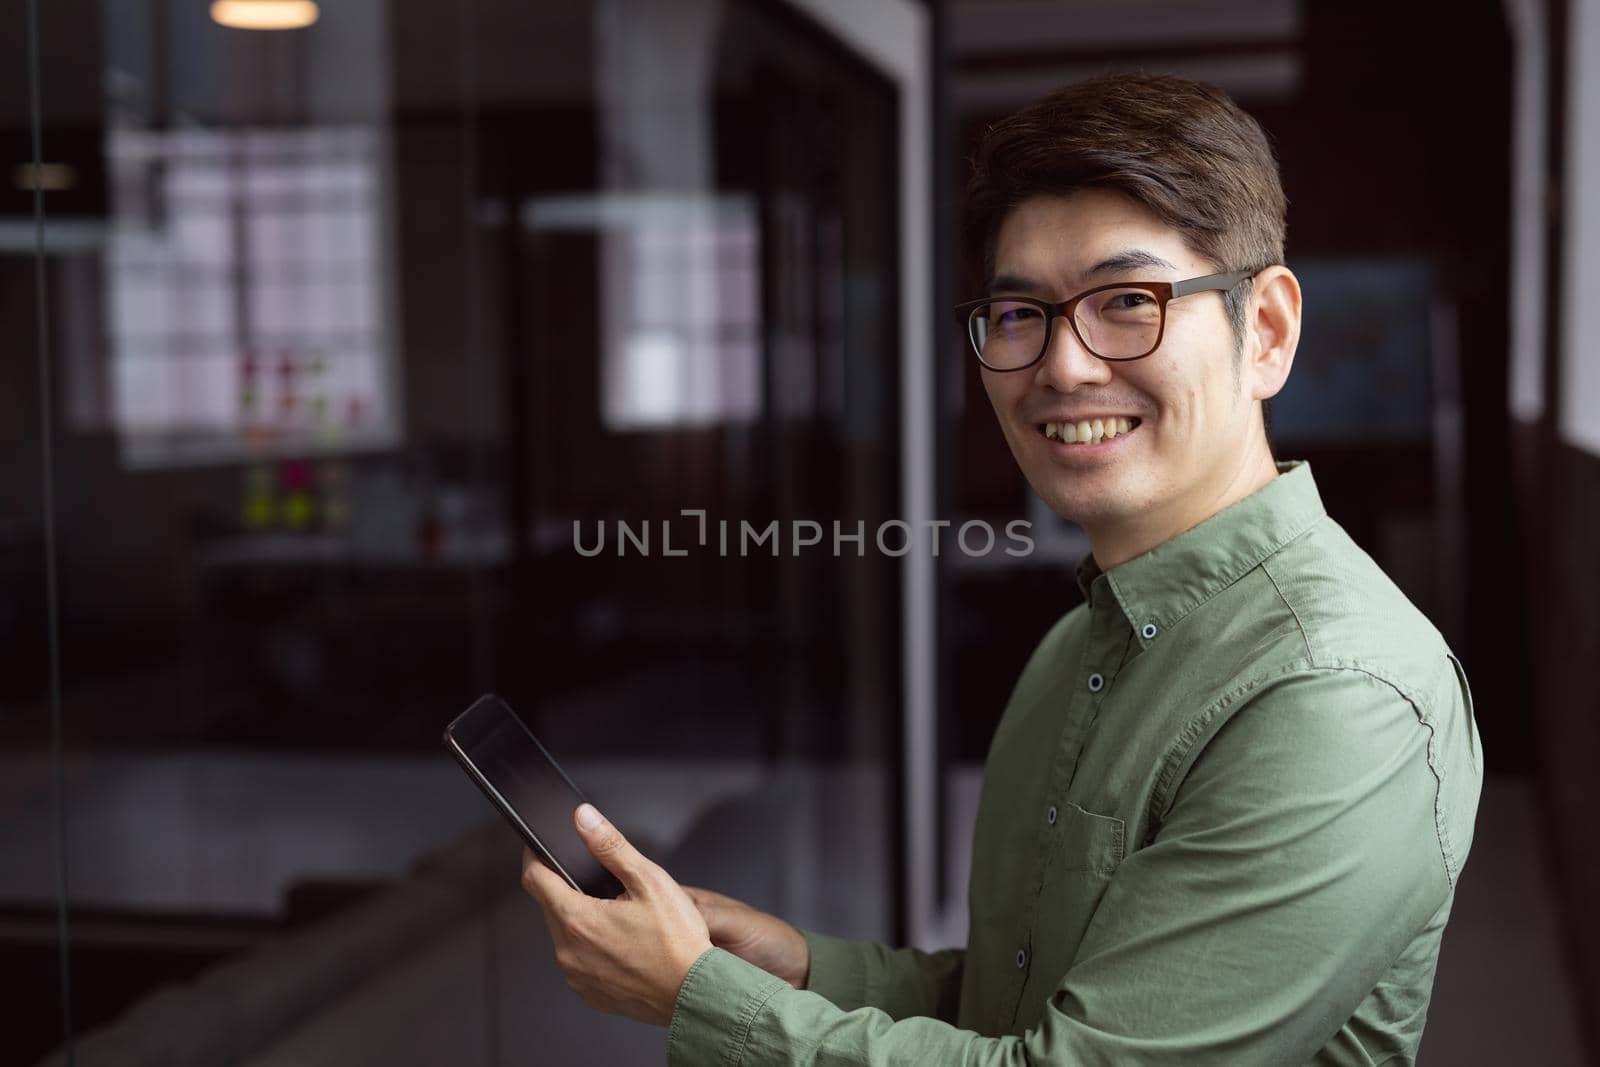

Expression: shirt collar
xmin=1073 ymin=460 xmax=1327 ymax=649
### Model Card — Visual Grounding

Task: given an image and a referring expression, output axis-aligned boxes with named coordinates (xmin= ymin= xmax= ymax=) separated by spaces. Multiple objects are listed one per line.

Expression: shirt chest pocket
xmin=1050 ymin=802 xmax=1125 ymax=874
xmin=1013 ymin=803 xmax=1126 ymax=1032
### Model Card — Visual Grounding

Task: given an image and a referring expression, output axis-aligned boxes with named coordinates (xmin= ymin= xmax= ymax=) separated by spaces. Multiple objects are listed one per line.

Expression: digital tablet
xmin=443 ymin=694 xmax=623 ymax=897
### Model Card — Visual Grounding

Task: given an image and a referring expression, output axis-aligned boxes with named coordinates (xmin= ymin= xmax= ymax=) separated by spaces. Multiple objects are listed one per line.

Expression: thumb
xmin=683 ymin=886 xmax=736 ymax=928
xmin=573 ymin=803 xmax=656 ymax=895
xmin=682 ymin=886 xmax=721 ymax=923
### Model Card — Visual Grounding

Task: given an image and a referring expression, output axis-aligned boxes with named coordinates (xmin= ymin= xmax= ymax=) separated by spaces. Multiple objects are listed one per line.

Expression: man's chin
xmin=1039 ymin=484 xmax=1136 ymax=528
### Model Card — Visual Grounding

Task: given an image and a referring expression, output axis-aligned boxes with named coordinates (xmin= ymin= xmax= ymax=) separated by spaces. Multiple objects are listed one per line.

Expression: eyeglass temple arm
xmin=1170 ymin=268 xmax=1258 ymax=299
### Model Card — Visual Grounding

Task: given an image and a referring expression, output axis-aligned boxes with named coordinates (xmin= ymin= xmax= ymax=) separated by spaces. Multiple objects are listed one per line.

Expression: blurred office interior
xmin=3 ymin=0 xmax=1598 ymax=1063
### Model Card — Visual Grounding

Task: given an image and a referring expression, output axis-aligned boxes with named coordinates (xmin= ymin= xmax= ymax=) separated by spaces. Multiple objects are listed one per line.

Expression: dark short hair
xmin=967 ymin=72 xmax=1287 ymax=373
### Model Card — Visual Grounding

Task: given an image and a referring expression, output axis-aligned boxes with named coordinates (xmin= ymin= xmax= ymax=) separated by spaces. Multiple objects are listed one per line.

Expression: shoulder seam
xmin=1260 ymin=555 xmax=1315 ymax=662
xmin=1151 ymin=662 xmax=1459 ymax=889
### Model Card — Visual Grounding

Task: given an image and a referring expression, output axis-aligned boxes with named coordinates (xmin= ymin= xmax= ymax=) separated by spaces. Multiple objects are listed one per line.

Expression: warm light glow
xmin=210 ymin=1 xmax=319 ymax=30
xmin=11 ymin=162 xmax=77 ymax=191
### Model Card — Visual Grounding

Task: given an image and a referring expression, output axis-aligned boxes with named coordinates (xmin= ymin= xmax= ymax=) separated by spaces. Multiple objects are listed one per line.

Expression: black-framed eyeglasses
xmin=954 ymin=267 xmax=1261 ymax=371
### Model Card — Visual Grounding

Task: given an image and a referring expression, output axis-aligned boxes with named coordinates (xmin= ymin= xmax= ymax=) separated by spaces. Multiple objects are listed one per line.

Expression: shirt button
xmin=1087 ymin=672 xmax=1104 ymax=692
xmin=1046 ymin=805 xmax=1058 ymax=825
xmin=1016 ymin=948 xmax=1027 ymax=969
xmin=1141 ymin=622 xmax=1159 ymax=640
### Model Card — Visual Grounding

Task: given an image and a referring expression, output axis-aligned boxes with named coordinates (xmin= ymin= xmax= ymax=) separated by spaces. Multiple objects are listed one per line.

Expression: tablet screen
xmin=447 ymin=695 xmax=620 ymax=895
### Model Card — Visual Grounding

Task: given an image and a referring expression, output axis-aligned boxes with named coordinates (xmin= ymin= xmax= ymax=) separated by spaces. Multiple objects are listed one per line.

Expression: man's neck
xmin=1085 ymin=449 xmax=1282 ymax=572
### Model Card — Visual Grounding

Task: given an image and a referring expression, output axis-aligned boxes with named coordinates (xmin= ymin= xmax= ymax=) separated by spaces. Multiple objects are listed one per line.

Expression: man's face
xmin=979 ymin=188 xmax=1260 ymax=534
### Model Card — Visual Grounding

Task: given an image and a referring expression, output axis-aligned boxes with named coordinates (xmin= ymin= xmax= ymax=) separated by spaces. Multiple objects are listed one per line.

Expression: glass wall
xmin=7 ymin=2 xmax=908 ymax=1062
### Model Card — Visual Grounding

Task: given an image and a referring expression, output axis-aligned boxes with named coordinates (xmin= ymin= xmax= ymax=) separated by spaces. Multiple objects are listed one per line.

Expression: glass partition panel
xmin=5 ymin=2 xmax=906 ymax=1062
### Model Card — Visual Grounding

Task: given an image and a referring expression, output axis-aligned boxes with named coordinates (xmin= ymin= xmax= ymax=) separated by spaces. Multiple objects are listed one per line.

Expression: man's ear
xmin=1247 ymin=265 xmax=1300 ymax=402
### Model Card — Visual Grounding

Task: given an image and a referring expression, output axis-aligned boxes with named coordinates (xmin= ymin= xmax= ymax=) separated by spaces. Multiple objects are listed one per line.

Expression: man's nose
xmin=1034 ymin=314 xmax=1114 ymax=392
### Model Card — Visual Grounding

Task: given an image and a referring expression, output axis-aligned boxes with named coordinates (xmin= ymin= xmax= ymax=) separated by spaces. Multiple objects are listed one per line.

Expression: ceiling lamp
xmin=210 ymin=1 xmax=320 ymax=30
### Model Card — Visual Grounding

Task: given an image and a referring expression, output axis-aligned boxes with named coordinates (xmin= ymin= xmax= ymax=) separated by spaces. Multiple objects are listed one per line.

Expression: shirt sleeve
xmin=666 ymin=666 xmax=1462 ymax=1066
xmin=800 ymin=931 xmax=964 ymax=1021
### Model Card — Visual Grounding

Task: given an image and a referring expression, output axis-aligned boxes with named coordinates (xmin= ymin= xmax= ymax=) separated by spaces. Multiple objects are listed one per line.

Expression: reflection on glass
xmin=105 ymin=125 xmax=399 ymax=466
xmin=7 ymin=1 xmax=906 ymax=1061
xmin=526 ymin=193 xmax=760 ymax=431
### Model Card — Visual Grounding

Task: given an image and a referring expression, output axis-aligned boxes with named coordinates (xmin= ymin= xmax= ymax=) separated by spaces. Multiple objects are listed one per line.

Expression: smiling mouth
xmin=1036 ymin=416 xmax=1141 ymax=446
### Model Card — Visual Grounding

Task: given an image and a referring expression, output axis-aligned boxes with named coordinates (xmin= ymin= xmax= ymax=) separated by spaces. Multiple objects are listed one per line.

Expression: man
xmin=521 ymin=72 xmax=1484 ymax=1065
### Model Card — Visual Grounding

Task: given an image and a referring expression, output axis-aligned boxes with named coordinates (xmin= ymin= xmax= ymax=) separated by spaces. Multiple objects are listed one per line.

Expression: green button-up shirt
xmin=668 ymin=459 xmax=1483 ymax=1066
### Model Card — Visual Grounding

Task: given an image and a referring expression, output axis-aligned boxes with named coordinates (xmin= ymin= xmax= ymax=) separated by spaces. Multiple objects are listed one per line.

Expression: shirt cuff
xmin=799 ymin=929 xmax=871 ymax=1010
xmin=668 ymin=947 xmax=792 ymax=1067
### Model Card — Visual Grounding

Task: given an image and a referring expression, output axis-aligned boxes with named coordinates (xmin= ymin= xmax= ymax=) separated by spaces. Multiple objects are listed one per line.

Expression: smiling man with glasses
xmin=521 ymin=72 xmax=1484 ymax=1067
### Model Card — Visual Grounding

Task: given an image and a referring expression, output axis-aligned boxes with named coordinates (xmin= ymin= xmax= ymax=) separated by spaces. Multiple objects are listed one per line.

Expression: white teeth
xmin=1043 ymin=416 xmax=1141 ymax=446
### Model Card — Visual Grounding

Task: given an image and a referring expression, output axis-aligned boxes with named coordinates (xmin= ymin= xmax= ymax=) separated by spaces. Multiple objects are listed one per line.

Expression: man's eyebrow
xmin=986 ymin=249 xmax=1180 ymax=295
xmin=1084 ymin=249 xmax=1179 ymax=278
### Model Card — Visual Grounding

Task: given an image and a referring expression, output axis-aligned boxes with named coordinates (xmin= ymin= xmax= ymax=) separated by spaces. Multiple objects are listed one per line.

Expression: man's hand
xmin=520 ymin=804 xmax=712 ymax=1027
xmin=681 ymin=886 xmax=810 ymax=990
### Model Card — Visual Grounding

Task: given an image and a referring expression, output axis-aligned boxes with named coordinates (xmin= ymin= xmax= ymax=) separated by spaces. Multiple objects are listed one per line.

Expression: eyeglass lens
xmin=968 ymin=287 xmax=1162 ymax=367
